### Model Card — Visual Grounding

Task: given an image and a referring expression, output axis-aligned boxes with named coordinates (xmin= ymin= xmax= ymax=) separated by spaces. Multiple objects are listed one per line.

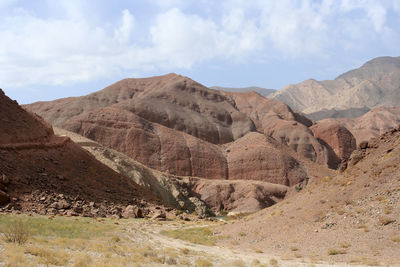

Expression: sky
xmin=0 ymin=0 xmax=399 ymax=104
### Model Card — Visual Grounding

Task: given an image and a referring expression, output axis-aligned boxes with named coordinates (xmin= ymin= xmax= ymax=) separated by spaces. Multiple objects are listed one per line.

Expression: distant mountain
xmin=306 ymin=107 xmax=371 ymax=121
xmin=317 ymin=106 xmax=400 ymax=144
xmin=211 ymin=86 xmax=276 ymax=97
xmin=270 ymin=56 xmax=400 ymax=117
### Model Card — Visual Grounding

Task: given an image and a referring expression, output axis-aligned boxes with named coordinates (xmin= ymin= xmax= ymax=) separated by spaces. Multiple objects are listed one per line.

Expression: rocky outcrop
xmin=310 ymin=121 xmax=357 ymax=168
xmin=62 ymin=108 xmax=228 ymax=179
xmin=186 ymin=177 xmax=288 ymax=214
xmin=225 ymin=132 xmax=307 ymax=186
xmin=222 ymin=91 xmax=327 ymax=165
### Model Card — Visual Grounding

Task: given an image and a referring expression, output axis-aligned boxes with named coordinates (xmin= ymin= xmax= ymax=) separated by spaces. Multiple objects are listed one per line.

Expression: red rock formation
xmin=63 ymin=107 xmax=228 ymax=179
xmin=310 ymin=121 xmax=357 ymax=168
xmin=25 ymin=74 xmax=338 ymax=184
xmin=225 ymin=132 xmax=307 ymax=186
xmin=222 ymin=91 xmax=327 ymax=165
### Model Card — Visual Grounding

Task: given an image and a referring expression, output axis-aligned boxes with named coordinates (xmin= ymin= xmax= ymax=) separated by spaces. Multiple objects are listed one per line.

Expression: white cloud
xmin=0 ymin=0 xmax=398 ymax=88
xmin=114 ymin=9 xmax=134 ymax=44
xmin=150 ymin=8 xmax=219 ymax=68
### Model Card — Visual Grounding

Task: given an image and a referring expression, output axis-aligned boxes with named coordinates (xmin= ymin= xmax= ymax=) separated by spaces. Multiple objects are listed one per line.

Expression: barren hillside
xmin=218 ymin=125 xmax=400 ymax=265
xmin=0 ymin=89 xmax=160 ymax=218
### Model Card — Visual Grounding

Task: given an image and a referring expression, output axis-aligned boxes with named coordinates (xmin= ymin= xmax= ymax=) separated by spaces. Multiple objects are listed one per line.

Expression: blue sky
xmin=1 ymin=0 xmax=399 ymax=104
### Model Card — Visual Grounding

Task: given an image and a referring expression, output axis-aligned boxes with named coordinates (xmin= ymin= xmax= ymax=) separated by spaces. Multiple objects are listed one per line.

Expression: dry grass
xmin=2 ymin=244 xmax=31 ymax=267
xmin=378 ymin=216 xmax=395 ymax=226
xmin=26 ymin=245 xmax=69 ymax=265
xmin=339 ymin=241 xmax=351 ymax=248
xmin=1 ymin=219 xmax=29 ymax=245
xmin=269 ymin=258 xmax=279 ymax=266
xmin=327 ymin=248 xmax=347 ymax=255
xmin=72 ymin=253 xmax=93 ymax=267
xmin=391 ymin=236 xmax=400 ymax=242
xmin=161 ymin=226 xmax=217 ymax=246
xmin=195 ymin=258 xmax=214 ymax=267
xmin=231 ymin=259 xmax=247 ymax=267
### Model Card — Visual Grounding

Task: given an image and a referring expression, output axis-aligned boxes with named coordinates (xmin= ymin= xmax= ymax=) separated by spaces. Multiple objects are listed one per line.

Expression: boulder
xmin=151 ymin=211 xmax=166 ymax=220
xmin=122 ymin=205 xmax=143 ymax=218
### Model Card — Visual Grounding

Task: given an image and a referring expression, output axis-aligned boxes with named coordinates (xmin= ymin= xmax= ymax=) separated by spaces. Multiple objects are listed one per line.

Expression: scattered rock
xmin=359 ymin=141 xmax=369 ymax=149
xmin=347 ymin=150 xmax=365 ymax=167
xmin=54 ymin=200 xmax=71 ymax=210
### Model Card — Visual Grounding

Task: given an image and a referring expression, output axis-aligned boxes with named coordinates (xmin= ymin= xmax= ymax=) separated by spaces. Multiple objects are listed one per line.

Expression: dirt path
xmin=124 ymin=220 xmax=368 ymax=267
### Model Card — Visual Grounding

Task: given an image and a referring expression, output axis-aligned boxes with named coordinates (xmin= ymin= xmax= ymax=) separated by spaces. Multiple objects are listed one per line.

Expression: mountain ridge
xmin=269 ymin=56 xmax=400 ymax=116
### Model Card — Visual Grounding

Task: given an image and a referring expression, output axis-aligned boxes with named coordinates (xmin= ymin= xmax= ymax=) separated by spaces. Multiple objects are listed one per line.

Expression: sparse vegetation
xmin=391 ymin=236 xmax=400 ymax=242
xmin=238 ymin=231 xmax=247 ymax=237
xmin=0 ymin=214 xmax=115 ymax=239
xmin=378 ymin=216 xmax=395 ymax=226
xmin=161 ymin=226 xmax=217 ymax=246
xmin=269 ymin=258 xmax=279 ymax=266
xmin=1 ymin=219 xmax=29 ymax=245
xmin=231 ymin=259 xmax=247 ymax=267
xmin=340 ymin=241 xmax=351 ymax=248
xmin=253 ymin=248 xmax=263 ymax=253
xmin=26 ymin=245 xmax=69 ymax=266
xmin=195 ymin=258 xmax=214 ymax=267
xmin=327 ymin=248 xmax=347 ymax=255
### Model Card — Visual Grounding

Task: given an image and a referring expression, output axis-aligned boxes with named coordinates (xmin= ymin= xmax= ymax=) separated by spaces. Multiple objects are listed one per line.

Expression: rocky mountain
xmin=26 ymin=73 xmax=337 ymax=185
xmin=210 ymin=86 xmax=276 ymax=97
xmin=0 ymin=89 xmax=161 ymax=218
xmin=55 ymin=127 xmax=290 ymax=215
xmin=270 ymin=56 xmax=400 ymax=117
xmin=218 ymin=124 xmax=400 ymax=264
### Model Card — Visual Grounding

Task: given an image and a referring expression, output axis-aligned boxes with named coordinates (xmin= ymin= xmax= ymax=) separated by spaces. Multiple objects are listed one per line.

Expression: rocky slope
xmin=270 ymin=56 xmax=400 ymax=117
xmin=26 ymin=74 xmax=338 ymax=185
xmin=0 ymin=89 xmax=161 ymax=218
xmin=218 ymin=125 xmax=400 ymax=264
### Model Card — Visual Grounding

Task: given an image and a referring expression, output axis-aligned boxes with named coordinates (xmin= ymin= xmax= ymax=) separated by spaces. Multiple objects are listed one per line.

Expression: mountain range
xmin=269 ymin=56 xmax=400 ymax=117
